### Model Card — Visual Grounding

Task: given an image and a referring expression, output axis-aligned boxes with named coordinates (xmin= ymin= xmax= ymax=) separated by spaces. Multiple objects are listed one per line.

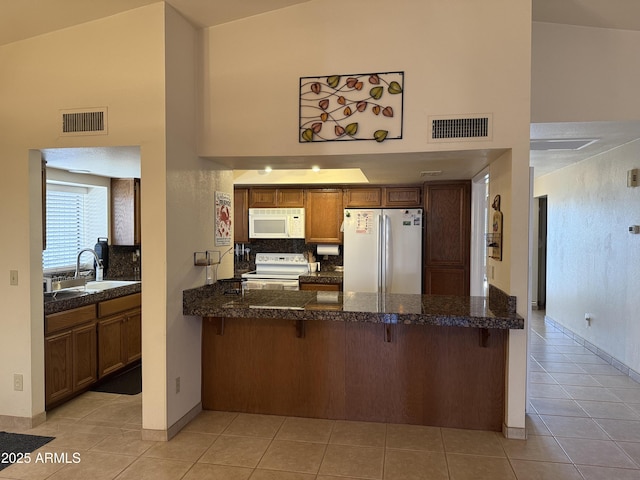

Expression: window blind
xmin=43 ymin=184 xmax=108 ymax=271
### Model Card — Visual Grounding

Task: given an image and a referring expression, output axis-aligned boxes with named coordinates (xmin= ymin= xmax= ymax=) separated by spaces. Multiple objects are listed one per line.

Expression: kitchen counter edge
xmin=44 ymin=282 xmax=141 ymax=315
xmin=183 ymin=283 xmax=524 ymax=329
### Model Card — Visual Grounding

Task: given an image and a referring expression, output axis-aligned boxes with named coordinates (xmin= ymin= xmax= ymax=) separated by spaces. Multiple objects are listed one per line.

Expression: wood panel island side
xmin=183 ymin=283 xmax=523 ymax=432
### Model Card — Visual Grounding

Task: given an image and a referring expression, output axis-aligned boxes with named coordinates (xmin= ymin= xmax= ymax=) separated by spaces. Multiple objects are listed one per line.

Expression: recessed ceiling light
xmin=264 ymin=166 xmax=272 ymax=173
xmin=311 ymin=165 xmax=320 ymax=172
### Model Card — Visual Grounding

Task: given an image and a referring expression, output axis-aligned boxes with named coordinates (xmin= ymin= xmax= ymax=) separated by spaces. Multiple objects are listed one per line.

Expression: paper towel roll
xmin=317 ymin=244 xmax=340 ymax=256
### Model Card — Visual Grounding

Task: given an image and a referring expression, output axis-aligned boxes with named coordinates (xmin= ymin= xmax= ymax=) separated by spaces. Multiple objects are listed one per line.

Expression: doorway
xmin=533 ymin=196 xmax=547 ymax=310
xmin=471 ymin=169 xmax=490 ymax=296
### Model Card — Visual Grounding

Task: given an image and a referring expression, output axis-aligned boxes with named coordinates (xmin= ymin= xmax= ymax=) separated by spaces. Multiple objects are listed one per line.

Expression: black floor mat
xmin=91 ymin=364 xmax=141 ymax=395
xmin=0 ymin=432 xmax=55 ymax=471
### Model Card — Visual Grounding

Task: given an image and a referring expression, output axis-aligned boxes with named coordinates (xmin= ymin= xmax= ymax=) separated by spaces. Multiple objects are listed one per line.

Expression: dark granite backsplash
xmin=108 ymin=245 xmax=141 ymax=280
xmin=234 ymin=239 xmax=343 ymax=275
xmin=488 ymin=283 xmax=517 ymax=315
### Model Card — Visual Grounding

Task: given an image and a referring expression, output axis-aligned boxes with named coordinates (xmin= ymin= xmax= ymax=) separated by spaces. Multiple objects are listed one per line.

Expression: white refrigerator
xmin=343 ymin=208 xmax=423 ymax=294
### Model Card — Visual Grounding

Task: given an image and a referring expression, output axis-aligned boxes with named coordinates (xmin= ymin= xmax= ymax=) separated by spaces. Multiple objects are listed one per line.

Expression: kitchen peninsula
xmin=184 ymin=283 xmax=523 ymax=432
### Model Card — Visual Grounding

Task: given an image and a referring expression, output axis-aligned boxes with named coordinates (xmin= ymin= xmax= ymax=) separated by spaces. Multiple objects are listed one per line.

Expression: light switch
xmin=9 ymin=270 xmax=18 ymax=286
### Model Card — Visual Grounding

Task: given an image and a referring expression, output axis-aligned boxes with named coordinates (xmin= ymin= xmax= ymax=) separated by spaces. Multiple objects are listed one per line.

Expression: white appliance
xmin=343 ymin=209 xmax=423 ymax=294
xmin=249 ymin=208 xmax=305 ymax=239
xmin=241 ymin=253 xmax=309 ymax=290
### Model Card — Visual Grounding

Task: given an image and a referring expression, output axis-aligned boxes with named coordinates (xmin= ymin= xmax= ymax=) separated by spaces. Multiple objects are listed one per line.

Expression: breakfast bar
xmin=184 ymin=283 xmax=523 ymax=432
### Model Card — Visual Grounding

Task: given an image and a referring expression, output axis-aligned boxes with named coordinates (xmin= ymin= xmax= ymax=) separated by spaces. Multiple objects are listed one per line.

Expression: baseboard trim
xmin=503 ymin=422 xmax=527 ymax=440
xmin=0 ymin=411 xmax=46 ymax=431
xmin=141 ymin=402 xmax=202 ymax=442
xmin=544 ymin=315 xmax=640 ymax=384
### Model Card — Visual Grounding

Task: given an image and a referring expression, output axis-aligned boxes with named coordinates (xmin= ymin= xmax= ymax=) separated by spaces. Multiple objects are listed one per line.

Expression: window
xmin=43 ymin=182 xmax=108 ymax=272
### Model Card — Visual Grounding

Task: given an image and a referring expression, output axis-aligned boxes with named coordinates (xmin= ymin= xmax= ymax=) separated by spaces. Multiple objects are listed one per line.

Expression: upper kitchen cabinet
xmin=383 ymin=187 xmax=421 ymax=207
xmin=343 ymin=187 xmax=382 ymax=207
xmin=234 ymin=187 xmax=250 ymax=243
xmin=111 ymin=178 xmax=141 ymax=245
xmin=423 ymin=181 xmax=471 ymax=296
xmin=344 ymin=186 xmax=421 ymax=208
xmin=249 ymin=188 xmax=304 ymax=208
xmin=305 ymin=189 xmax=343 ymax=244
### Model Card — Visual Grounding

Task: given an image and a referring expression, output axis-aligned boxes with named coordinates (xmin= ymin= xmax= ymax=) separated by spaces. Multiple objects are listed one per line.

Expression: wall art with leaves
xmin=299 ymin=71 xmax=404 ymax=143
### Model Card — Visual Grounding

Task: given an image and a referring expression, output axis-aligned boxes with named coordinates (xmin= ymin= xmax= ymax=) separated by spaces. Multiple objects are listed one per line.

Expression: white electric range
xmin=241 ymin=253 xmax=309 ymax=290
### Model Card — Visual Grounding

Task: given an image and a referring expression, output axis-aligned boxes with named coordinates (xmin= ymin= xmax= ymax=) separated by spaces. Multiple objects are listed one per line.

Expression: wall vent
xmin=428 ymin=114 xmax=492 ymax=143
xmin=60 ymin=107 xmax=108 ymax=136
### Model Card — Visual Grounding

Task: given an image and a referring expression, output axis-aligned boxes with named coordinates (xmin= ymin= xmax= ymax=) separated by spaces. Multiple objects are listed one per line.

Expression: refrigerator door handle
xmin=384 ymin=214 xmax=392 ymax=292
xmin=377 ymin=214 xmax=383 ymax=293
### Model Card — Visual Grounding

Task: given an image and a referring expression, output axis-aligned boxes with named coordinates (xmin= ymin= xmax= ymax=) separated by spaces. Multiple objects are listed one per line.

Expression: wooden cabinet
xmin=384 ymin=187 xmax=421 ymax=207
xmin=45 ymin=305 xmax=98 ymax=408
xmin=234 ymin=187 xmax=249 ymax=243
xmin=97 ymin=294 xmax=142 ymax=378
xmin=45 ymin=331 xmax=73 ymax=407
xmin=249 ymin=188 xmax=304 ymax=207
xmin=278 ymin=189 xmax=305 ymax=207
xmin=344 ymin=186 xmax=421 ymax=207
xmin=423 ymin=181 xmax=471 ymax=295
xmin=202 ymin=317 xmax=506 ymax=431
xmin=305 ymin=189 xmax=343 ymax=244
xmin=344 ymin=188 xmax=382 ymax=207
xmin=111 ymin=178 xmax=141 ymax=245
xmin=44 ymin=293 xmax=141 ymax=409
xmin=73 ymin=322 xmax=98 ymax=391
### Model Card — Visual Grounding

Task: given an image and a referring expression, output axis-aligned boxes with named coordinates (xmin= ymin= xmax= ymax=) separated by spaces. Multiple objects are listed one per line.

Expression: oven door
xmin=243 ymin=278 xmax=300 ymax=291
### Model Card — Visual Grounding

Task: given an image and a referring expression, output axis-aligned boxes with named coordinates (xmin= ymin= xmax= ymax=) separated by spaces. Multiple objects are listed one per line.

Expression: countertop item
xmin=183 ymin=283 xmax=523 ymax=329
xmin=44 ymin=280 xmax=141 ymax=315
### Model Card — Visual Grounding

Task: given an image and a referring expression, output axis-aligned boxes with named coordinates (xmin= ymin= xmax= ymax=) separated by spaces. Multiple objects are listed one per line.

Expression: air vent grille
xmin=428 ymin=114 xmax=492 ymax=143
xmin=60 ymin=108 xmax=108 ymax=136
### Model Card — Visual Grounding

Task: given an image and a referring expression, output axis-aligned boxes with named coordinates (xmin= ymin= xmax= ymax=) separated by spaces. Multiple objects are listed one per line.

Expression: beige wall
xmin=0 ymin=0 xmax=531 ymax=435
xmin=201 ymin=0 xmax=532 ymax=432
xmin=201 ymin=0 xmax=531 ymax=159
xmin=158 ymin=5 xmax=234 ymax=431
xmin=532 ymin=22 xmax=640 ymax=123
xmin=535 ymin=139 xmax=640 ymax=374
xmin=0 ymin=3 xmax=167 ymax=423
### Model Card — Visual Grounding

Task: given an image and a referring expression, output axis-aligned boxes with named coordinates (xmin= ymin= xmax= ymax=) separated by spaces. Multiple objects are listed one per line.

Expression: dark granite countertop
xmin=183 ymin=283 xmax=524 ymax=329
xmin=44 ymin=281 xmax=141 ymax=316
xmin=299 ymin=271 xmax=343 ymax=284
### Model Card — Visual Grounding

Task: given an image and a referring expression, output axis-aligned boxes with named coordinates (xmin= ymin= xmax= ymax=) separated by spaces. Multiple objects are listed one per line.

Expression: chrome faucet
xmin=75 ymin=248 xmax=104 ymax=281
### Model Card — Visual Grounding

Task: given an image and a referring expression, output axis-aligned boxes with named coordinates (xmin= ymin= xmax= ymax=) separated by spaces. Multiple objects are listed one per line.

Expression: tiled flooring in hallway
xmin=3 ymin=310 xmax=640 ymax=479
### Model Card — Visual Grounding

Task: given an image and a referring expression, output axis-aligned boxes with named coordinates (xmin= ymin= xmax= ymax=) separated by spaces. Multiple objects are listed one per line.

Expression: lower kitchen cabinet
xmin=45 ymin=292 xmax=141 ymax=409
xmin=202 ymin=317 xmax=506 ymax=431
xmin=98 ymin=308 xmax=141 ymax=378
xmin=45 ymin=319 xmax=97 ymax=408
xmin=73 ymin=322 xmax=98 ymax=391
xmin=45 ymin=330 xmax=73 ymax=407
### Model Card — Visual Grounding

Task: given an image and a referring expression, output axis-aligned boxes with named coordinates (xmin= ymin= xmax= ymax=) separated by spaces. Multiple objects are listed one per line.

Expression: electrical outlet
xmin=175 ymin=377 xmax=180 ymax=394
xmin=13 ymin=374 xmax=23 ymax=391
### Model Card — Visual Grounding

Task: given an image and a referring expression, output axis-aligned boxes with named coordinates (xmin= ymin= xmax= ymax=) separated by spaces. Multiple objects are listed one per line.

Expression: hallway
xmin=3 ymin=311 xmax=640 ymax=479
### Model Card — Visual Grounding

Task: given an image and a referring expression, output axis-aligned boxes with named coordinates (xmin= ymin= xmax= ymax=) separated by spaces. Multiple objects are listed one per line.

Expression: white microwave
xmin=249 ymin=208 xmax=305 ymax=239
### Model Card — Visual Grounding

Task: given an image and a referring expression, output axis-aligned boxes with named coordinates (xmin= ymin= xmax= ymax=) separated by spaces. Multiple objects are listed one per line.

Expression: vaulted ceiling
xmin=3 ymin=0 xmax=638 ymax=182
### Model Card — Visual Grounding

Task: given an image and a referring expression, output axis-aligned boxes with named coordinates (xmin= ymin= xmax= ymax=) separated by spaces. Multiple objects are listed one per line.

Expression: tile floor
xmin=4 ymin=310 xmax=640 ymax=479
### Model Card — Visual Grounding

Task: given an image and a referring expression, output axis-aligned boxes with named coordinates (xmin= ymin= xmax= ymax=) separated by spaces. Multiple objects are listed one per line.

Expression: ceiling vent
xmin=60 ymin=107 xmax=108 ymax=136
xmin=428 ymin=114 xmax=492 ymax=143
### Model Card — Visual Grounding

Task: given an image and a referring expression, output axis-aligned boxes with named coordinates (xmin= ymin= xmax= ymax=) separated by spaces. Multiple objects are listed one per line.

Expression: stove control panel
xmin=255 ymin=253 xmax=307 ymax=265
